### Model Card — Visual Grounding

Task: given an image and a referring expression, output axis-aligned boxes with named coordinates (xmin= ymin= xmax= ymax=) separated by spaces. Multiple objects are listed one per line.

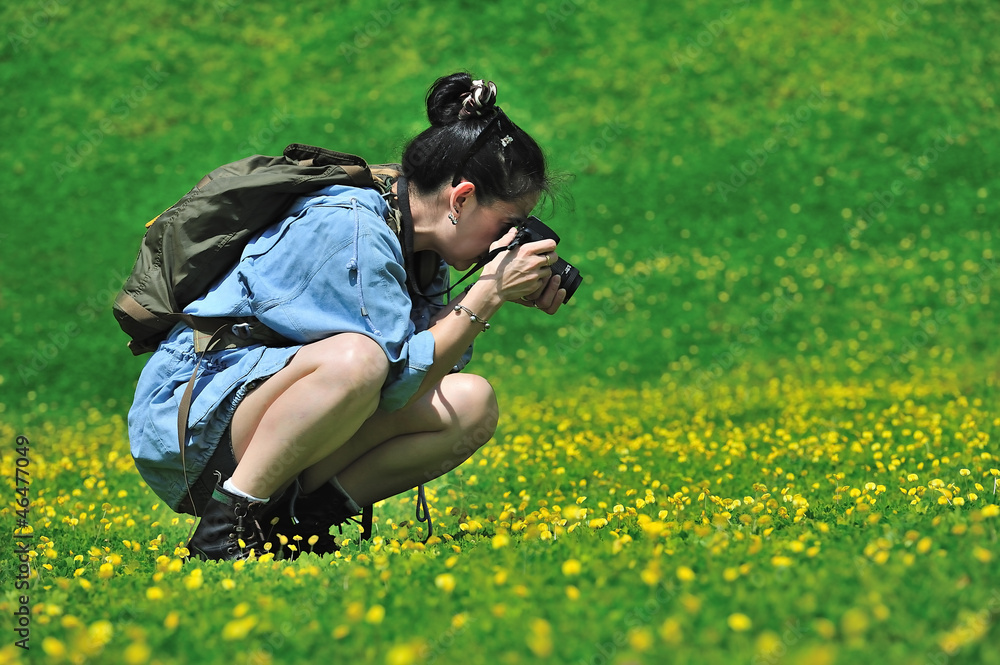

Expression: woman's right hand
xmin=480 ymin=227 xmax=559 ymax=303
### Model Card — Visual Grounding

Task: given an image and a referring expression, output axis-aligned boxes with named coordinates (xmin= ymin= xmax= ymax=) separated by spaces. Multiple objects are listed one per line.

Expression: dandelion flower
xmin=676 ymin=566 xmax=696 ymax=582
xmin=124 ymin=641 xmax=151 ymax=665
xmin=526 ymin=618 xmax=553 ymax=658
xmin=42 ymin=637 xmax=67 ymax=658
xmin=222 ymin=616 xmax=258 ymax=641
xmin=365 ymin=605 xmax=386 ymax=625
xmin=728 ymin=613 xmax=752 ymax=632
xmin=562 ymin=559 xmax=582 ymax=576
xmin=435 ymin=573 xmax=456 ymax=594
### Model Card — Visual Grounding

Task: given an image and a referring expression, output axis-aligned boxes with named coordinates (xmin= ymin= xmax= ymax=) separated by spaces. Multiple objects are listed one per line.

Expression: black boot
xmin=186 ymin=473 xmax=268 ymax=562
xmin=260 ymin=478 xmax=368 ymax=559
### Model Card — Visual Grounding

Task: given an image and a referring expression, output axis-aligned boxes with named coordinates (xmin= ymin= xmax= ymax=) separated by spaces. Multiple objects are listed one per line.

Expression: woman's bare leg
xmin=300 ymin=372 xmax=499 ymax=507
xmin=227 ymin=333 xmax=389 ymax=499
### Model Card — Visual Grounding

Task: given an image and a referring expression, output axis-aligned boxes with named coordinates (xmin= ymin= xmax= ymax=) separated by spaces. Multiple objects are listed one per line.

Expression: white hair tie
xmin=459 ymin=79 xmax=498 ymax=119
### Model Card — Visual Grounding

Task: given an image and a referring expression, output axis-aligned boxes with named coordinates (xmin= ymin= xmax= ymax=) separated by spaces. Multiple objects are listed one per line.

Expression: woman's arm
xmin=403 ymin=228 xmax=565 ymax=408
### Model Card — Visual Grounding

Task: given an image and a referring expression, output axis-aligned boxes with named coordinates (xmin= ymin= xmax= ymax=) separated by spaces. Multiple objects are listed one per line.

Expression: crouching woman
xmin=127 ymin=72 xmax=566 ymax=561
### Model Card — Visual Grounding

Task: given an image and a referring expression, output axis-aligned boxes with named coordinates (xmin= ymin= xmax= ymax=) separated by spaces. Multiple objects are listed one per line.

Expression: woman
xmin=128 ymin=72 xmax=566 ymax=561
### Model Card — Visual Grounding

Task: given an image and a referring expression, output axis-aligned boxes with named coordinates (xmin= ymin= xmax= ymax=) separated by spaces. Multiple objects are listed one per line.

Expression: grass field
xmin=1 ymin=0 xmax=998 ymax=663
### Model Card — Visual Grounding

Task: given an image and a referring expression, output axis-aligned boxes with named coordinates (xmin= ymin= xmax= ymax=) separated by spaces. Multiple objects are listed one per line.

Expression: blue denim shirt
xmin=128 ymin=185 xmax=460 ymax=510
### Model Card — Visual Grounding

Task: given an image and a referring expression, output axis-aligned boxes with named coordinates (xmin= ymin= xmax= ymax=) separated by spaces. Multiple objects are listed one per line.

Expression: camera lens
xmin=552 ymin=259 xmax=581 ymax=303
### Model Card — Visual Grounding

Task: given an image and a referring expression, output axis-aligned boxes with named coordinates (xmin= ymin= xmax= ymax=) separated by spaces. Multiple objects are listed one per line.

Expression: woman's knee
xmin=447 ymin=373 xmax=499 ymax=448
xmin=302 ymin=333 xmax=389 ymax=397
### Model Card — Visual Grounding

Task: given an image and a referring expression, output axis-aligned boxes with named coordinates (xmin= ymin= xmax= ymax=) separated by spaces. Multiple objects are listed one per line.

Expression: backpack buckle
xmin=231 ymin=323 xmax=253 ymax=340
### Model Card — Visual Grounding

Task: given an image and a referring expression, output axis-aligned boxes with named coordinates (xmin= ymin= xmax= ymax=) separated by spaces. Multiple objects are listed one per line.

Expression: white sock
xmin=223 ymin=478 xmax=269 ymax=503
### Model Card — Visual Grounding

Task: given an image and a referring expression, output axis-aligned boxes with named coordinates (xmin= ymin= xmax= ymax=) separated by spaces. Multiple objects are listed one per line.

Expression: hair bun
xmin=458 ymin=79 xmax=498 ymax=119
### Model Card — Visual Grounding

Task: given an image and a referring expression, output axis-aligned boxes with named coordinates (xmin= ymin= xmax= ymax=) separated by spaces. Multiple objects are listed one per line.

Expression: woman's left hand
xmin=517 ymin=273 xmax=566 ymax=315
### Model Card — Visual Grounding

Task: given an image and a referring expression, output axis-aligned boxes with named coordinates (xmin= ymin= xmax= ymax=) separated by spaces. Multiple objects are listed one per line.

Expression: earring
xmin=448 ymin=212 xmax=458 ymax=225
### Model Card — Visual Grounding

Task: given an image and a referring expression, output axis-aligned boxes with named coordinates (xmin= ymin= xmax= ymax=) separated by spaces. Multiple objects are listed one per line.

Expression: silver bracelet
xmin=453 ymin=304 xmax=490 ymax=331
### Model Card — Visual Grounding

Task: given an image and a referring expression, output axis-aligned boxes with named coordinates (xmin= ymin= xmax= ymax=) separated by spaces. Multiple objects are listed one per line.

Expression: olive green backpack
xmin=113 ymin=143 xmax=393 ymax=356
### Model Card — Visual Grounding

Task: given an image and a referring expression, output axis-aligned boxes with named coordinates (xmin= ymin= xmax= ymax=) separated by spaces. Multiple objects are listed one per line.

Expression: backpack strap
xmin=181 ymin=315 xmax=290 ymax=353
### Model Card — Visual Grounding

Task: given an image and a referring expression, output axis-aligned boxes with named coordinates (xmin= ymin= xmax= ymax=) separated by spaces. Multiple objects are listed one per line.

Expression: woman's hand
xmin=480 ymin=228 xmax=567 ymax=314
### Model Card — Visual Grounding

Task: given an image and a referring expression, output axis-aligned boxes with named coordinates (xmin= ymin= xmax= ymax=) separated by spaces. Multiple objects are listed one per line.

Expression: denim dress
xmin=128 ymin=185 xmax=461 ymax=511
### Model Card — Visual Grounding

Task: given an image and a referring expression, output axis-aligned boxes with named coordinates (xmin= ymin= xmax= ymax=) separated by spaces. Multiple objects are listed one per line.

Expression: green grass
xmin=1 ymin=0 xmax=999 ymax=663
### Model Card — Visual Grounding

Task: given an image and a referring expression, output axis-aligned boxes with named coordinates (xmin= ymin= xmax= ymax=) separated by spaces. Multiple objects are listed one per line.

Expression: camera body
xmin=511 ymin=216 xmax=583 ymax=303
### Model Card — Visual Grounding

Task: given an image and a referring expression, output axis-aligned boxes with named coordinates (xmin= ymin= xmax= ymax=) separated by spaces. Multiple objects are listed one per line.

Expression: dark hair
xmin=402 ymin=72 xmax=551 ymax=206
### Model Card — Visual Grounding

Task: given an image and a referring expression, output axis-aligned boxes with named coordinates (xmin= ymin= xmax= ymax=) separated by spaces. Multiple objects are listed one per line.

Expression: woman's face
xmin=445 ymin=192 xmax=539 ymax=271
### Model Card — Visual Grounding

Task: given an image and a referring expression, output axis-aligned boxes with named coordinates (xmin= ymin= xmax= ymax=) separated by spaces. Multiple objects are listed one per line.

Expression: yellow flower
xmin=840 ymin=608 xmax=869 ymax=638
xmin=640 ymin=566 xmax=661 ymax=586
xmin=184 ymin=569 xmax=203 ymax=590
xmin=973 ymin=546 xmax=992 ymax=563
xmin=124 ymin=641 xmax=152 ymax=665
xmin=561 ymin=559 xmax=582 ymax=576
xmin=222 ymin=616 xmax=258 ymax=640
xmin=435 ymin=573 xmax=456 ymax=594
xmin=566 ymin=585 xmax=581 ymax=601
xmin=164 ymin=612 xmax=180 ymax=630
xmin=628 ymin=627 xmax=654 ymax=651
xmin=676 ymin=565 xmax=696 ymax=582
xmin=813 ymin=618 xmax=837 ymax=639
xmin=526 ymin=618 xmax=553 ymax=658
xmin=145 ymin=586 xmax=164 ymax=600
xmin=365 ymin=605 xmax=386 ymax=625
xmin=42 ymin=637 xmax=67 ymax=658
xmin=386 ymin=640 xmax=426 ymax=665
xmin=87 ymin=620 xmax=114 ymax=649
xmin=659 ymin=617 xmax=683 ymax=645
xmin=728 ymin=613 xmax=753 ymax=632
xmin=492 ymin=533 xmax=510 ymax=549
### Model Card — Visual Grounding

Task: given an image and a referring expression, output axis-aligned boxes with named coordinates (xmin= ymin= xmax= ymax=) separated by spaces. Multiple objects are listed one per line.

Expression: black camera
xmin=510 ymin=215 xmax=582 ymax=303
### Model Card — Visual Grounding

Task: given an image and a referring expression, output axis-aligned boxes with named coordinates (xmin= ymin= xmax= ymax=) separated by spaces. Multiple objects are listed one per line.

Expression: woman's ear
xmin=449 ymin=180 xmax=477 ymax=213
